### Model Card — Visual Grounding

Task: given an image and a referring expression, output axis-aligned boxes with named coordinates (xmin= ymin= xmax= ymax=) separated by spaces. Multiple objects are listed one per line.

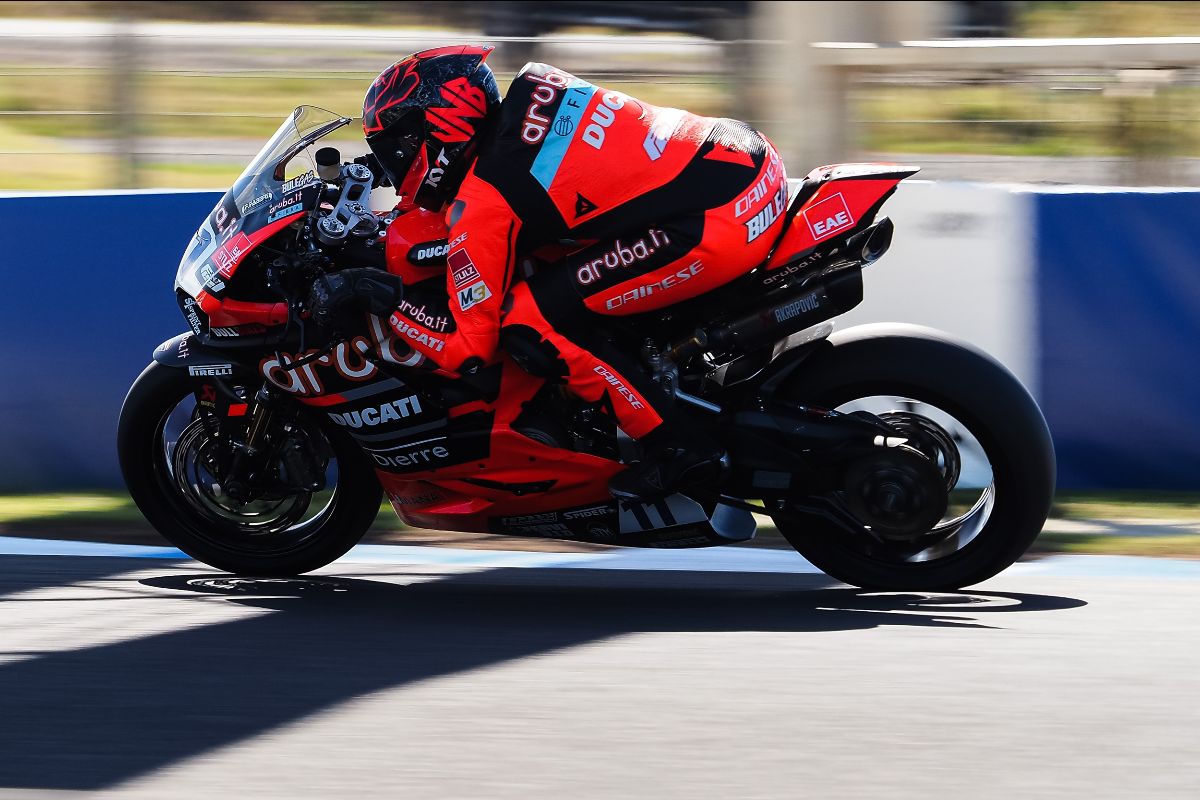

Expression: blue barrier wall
xmin=3 ymin=187 xmax=1199 ymax=491
xmin=1035 ymin=190 xmax=1200 ymax=489
xmin=0 ymin=190 xmax=221 ymax=490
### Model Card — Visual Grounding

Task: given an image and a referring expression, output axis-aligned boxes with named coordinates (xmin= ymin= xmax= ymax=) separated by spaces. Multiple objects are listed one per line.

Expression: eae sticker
xmin=802 ymin=192 xmax=855 ymax=241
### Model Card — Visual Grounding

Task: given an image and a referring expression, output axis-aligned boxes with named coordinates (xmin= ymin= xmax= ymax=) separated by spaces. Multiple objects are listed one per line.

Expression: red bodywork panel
xmin=361 ymin=358 xmax=620 ymax=530
xmin=196 ymin=294 xmax=289 ymax=328
xmin=765 ymin=163 xmax=918 ymax=270
xmin=382 ymin=436 xmax=622 ymax=533
xmin=193 ymin=212 xmax=303 ymax=328
xmin=385 ymin=204 xmax=453 ymax=284
xmin=257 ymin=327 xmax=621 ymax=535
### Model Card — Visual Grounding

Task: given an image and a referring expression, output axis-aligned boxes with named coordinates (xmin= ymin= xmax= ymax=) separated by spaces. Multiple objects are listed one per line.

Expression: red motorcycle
xmin=118 ymin=107 xmax=1055 ymax=590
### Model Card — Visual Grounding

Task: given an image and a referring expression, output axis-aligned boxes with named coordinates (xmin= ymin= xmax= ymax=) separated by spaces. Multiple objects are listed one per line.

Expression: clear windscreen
xmin=175 ymin=106 xmax=350 ymax=297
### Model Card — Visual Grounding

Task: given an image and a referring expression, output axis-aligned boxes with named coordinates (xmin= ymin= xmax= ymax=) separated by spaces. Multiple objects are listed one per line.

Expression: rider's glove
xmin=308 ymin=268 xmax=404 ymax=338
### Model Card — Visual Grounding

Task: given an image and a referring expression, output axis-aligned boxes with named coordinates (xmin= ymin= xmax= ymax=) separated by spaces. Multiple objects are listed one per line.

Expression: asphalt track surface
xmin=2 ymin=539 xmax=1199 ymax=799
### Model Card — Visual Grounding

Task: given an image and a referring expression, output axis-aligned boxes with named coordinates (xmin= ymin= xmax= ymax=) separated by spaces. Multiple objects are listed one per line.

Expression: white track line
xmin=4 ymin=536 xmax=1200 ymax=578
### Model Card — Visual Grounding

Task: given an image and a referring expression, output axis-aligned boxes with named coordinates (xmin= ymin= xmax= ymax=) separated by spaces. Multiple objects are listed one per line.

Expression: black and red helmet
xmin=363 ymin=45 xmax=501 ymax=211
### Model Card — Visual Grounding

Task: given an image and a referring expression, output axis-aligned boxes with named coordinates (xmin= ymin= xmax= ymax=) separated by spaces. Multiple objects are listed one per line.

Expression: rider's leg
xmin=502 ymin=279 xmax=727 ymax=501
xmin=501 ymin=280 xmax=670 ymax=439
xmin=500 ymin=130 xmax=788 ymax=500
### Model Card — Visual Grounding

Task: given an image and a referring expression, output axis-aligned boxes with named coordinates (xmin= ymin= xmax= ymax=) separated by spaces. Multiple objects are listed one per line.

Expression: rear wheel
xmin=118 ymin=362 xmax=381 ymax=575
xmin=768 ymin=325 xmax=1055 ymax=590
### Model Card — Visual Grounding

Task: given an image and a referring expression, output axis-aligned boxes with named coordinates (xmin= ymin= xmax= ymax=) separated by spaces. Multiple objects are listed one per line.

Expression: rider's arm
xmin=386 ymin=171 xmax=522 ymax=372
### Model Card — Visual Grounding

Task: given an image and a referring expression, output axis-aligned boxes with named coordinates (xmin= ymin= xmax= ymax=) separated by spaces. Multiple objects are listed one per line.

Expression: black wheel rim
xmin=154 ymin=387 xmax=343 ymax=557
xmin=804 ymin=394 xmax=996 ymax=565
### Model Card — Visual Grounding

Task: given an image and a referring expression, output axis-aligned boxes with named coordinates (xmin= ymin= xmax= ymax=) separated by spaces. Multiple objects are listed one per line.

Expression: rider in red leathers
xmin=316 ymin=45 xmax=788 ymax=500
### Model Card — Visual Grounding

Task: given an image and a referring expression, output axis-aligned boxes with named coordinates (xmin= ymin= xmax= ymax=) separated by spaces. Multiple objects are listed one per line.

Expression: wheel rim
xmin=156 ymin=389 xmax=343 ymax=557
xmin=814 ymin=395 xmax=996 ymax=565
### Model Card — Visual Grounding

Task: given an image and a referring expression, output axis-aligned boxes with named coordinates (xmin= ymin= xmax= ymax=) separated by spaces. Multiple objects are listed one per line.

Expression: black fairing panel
xmin=152 ymin=332 xmax=259 ymax=375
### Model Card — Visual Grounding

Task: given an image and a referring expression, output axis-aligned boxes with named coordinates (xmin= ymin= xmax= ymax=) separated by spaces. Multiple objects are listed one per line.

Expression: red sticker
xmin=213 ymin=232 xmax=254 ymax=278
xmin=448 ymin=249 xmax=481 ymax=288
xmin=802 ymin=193 xmax=855 ymax=241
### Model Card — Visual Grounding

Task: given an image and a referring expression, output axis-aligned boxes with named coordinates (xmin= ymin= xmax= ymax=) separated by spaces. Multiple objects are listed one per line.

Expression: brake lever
xmin=276 ymin=290 xmax=343 ymax=373
xmin=280 ymin=336 xmax=342 ymax=372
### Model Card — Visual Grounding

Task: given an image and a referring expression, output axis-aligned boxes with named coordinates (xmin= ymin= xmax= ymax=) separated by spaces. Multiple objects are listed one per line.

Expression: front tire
xmin=118 ymin=362 xmax=382 ymax=575
xmin=769 ymin=324 xmax=1055 ymax=590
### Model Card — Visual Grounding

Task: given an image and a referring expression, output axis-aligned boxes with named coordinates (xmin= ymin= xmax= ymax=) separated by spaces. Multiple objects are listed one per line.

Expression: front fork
xmin=222 ymin=385 xmax=280 ymax=501
xmin=193 ymin=380 xmax=324 ymax=501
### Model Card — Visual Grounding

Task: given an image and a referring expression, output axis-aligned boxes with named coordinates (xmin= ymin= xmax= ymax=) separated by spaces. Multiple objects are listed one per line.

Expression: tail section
xmin=764 ymin=163 xmax=919 ymax=271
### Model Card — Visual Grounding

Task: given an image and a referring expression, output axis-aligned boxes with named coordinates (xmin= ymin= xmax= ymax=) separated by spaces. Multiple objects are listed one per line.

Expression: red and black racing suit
xmin=388 ymin=63 xmax=788 ymax=439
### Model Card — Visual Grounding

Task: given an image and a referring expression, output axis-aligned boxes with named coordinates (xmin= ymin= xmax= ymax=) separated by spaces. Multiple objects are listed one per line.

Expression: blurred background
xmin=2 ymin=0 xmax=1200 ymax=547
xmin=5 ymin=0 xmax=1200 ymax=189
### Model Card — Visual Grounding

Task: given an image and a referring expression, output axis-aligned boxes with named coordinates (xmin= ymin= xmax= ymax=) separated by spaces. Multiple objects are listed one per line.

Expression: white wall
xmin=831 ymin=180 xmax=1037 ymax=394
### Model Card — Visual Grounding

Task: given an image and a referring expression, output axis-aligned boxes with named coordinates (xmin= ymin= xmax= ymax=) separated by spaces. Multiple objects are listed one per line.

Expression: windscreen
xmin=175 ymin=106 xmax=350 ymax=298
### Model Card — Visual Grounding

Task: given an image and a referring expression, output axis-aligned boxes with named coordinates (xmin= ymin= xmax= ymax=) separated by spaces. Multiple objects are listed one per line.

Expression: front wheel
xmin=118 ymin=362 xmax=382 ymax=575
xmin=769 ymin=324 xmax=1055 ymax=590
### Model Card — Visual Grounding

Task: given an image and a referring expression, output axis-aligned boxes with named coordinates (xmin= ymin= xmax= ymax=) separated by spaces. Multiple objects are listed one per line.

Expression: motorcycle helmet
xmin=363 ymin=45 xmax=501 ymax=211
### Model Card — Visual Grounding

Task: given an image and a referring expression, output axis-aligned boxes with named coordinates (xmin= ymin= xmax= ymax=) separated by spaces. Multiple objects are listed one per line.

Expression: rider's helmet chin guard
xmin=363 ymin=45 xmax=501 ymax=212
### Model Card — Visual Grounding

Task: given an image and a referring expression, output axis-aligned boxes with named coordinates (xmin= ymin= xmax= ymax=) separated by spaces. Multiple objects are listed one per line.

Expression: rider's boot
xmin=608 ymin=420 xmax=726 ymax=502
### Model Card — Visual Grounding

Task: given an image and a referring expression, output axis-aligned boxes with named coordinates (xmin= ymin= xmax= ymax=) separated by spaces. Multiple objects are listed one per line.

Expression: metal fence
xmin=851 ymin=67 xmax=1200 ymax=185
xmin=814 ymin=36 xmax=1200 ymax=186
xmin=6 ymin=15 xmax=1200 ymax=189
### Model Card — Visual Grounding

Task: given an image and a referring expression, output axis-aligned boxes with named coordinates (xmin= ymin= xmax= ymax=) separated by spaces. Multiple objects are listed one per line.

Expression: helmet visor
xmin=367 ymin=127 xmax=423 ymax=187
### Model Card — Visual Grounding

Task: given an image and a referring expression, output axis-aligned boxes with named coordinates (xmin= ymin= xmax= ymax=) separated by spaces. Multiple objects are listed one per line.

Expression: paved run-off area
xmin=1 ymin=540 xmax=1198 ymax=799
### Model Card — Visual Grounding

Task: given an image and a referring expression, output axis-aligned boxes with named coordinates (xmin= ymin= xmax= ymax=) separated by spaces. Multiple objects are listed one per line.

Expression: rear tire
xmin=768 ymin=324 xmax=1055 ymax=590
xmin=118 ymin=362 xmax=382 ymax=575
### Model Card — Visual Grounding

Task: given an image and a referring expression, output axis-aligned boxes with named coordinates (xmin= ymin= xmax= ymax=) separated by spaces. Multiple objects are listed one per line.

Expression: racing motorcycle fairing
xmin=174 ymin=107 xmax=350 ymax=346
xmin=255 ymin=326 xmax=751 ymax=547
xmin=764 ymin=163 xmax=919 ymax=271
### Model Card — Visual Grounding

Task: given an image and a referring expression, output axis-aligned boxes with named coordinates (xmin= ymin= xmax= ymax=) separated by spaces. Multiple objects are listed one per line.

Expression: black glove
xmin=308 ymin=268 xmax=404 ymax=338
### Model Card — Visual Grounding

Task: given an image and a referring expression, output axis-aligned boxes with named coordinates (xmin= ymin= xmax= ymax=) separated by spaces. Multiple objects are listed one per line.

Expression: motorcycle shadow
xmin=143 ymin=566 xmax=1088 ymax=635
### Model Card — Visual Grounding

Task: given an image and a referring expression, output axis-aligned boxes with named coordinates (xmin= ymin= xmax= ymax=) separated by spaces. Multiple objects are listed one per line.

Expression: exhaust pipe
xmin=670 ymin=267 xmax=863 ymax=362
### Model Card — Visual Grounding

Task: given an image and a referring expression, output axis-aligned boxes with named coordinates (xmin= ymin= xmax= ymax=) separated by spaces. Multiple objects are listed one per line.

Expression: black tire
xmin=118 ymin=362 xmax=382 ymax=575
xmin=769 ymin=324 xmax=1055 ymax=590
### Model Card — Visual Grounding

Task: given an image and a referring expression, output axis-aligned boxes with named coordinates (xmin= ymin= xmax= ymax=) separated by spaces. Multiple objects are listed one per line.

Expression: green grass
xmin=6 ymin=65 xmax=1183 ymax=187
xmin=0 ymin=2 xmax=441 ymax=27
xmin=6 ymin=491 xmax=1200 ymax=526
xmin=0 ymin=65 xmax=730 ymax=191
xmin=1019 ymin=1 xmax=1200 ymax=37
xmin=0 ymin=121 xmax=118 ymax=189
xmin=0 ymin=493 xmax=146 ymax=526
xmin=0 ymin=3 xmax=1198 ymax=191
xmin=7 ymin=5 xmax=1195 ymax=186
xmin=1051 ymin=491 xmax=1200 ymax=521
xmin=1032 ymin=532 xmax=1200 ymax=558
xmin=0 ymin=491 xmax=398 ymax=529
